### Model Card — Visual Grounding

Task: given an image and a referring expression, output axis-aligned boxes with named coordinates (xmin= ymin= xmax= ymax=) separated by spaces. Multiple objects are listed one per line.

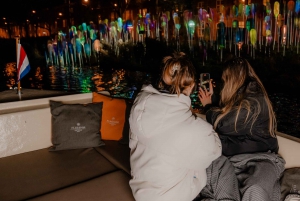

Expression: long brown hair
xmin=214 ymin=57 xmax=277 ymax=137
xmin=158 ymin=52 xmax=196 ymax=96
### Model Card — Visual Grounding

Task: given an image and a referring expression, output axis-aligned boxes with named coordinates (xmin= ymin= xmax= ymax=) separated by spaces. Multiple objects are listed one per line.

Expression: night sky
xmin=1 ymin=0 xmax=65 ymax=19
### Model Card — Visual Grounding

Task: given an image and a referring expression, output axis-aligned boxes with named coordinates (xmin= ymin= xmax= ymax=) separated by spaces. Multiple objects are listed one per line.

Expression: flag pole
xmin=15 ymin=35 xmax=22 ymax=99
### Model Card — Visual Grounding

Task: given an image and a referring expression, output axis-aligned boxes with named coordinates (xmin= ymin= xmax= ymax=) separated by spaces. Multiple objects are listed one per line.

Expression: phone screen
xmin=200 ymin=73 xmax=210 ymax=91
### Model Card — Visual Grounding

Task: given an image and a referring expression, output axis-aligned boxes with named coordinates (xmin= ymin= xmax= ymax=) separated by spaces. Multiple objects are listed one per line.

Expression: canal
xmin=0 ymin=37 xmax=299 ymax=138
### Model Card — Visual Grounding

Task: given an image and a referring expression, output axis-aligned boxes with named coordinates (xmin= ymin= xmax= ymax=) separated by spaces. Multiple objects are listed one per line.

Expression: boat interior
xmin=0 ymin=93 xmax=299 ymax=200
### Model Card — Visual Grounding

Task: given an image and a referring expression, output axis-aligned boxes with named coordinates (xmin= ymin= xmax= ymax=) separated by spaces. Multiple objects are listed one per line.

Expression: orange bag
xmin=92 ymin=92 xmax=127 ymax=140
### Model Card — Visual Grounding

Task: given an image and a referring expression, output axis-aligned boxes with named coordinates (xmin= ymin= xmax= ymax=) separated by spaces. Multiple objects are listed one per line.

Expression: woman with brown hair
xmin=129 ymin=52 xmax=222 ymax=201
xmin=198 ymin=57 xmax=285 ymax=201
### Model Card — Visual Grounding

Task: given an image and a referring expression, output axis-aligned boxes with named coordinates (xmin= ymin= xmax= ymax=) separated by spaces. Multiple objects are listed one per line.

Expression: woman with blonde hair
xmin=129 ymin=52 xmax=222 ymax=201
xmin=198 ymin=57 xmax=285 ymax=201
xmin=199 ymin=57 xmax=278 ymax=155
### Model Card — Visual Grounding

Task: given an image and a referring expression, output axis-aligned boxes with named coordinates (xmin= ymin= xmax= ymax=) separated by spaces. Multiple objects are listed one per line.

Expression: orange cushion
xmin=92 ymin=92 xmax=127 ymax=140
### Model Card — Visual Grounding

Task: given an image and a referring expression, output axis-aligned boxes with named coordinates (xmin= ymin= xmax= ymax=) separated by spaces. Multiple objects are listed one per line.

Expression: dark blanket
xmin=197 ymin=152 xmax=285 ymax=201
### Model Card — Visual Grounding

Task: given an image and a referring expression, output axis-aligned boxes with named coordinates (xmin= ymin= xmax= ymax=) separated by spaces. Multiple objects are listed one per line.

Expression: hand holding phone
xmin=199 ymin=73 xmax=210 ymax=92
xmin=198 ymin=73 xmax=213 ymax=107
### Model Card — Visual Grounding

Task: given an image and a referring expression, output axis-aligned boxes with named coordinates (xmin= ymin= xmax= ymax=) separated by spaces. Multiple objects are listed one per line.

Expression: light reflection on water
xmin=46 ymin=65 xmax=151 ymax=99
xmin=3 ymin=62 xmax=300 ymax=138
xmin=4 ymin=62 xmax=17 ymax=89
xmin=48 ymin=66 xmax=94 ymax=93
xmin=4 ymin=62 xmax=151 ymax=99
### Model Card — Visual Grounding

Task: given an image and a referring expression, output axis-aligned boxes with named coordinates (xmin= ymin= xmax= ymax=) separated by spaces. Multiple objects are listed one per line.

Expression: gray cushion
xmin=0 ymin=148 xmax=117 ymax=201
xmin=28 ymin=171 xmax=134 ymax=201
xmin=49 ymin=100 xmax=105 ymax=151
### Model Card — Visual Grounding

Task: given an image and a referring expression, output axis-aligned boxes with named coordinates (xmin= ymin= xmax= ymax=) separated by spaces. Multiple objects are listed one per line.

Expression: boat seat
xmin=27 ymin=170 xmax=133 ymax=201
xmin=95 ymin=140 xmax=131 ymax=175
xmin=0 ymin=147 xmax=131 ymax=201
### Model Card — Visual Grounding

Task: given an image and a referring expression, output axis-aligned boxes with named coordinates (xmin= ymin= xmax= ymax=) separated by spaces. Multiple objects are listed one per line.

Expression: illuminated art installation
xmin=46 ymin=0 xmax=300 ymax=68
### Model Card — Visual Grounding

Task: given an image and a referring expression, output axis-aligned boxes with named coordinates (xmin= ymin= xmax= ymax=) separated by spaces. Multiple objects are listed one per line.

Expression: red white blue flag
xmin=17 ymin=44 xmax=30 ymax=81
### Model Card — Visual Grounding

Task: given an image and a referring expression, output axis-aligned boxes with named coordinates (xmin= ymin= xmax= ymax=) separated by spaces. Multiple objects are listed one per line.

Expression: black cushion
xmin=49 ymin=100 xmax=105 ymax=151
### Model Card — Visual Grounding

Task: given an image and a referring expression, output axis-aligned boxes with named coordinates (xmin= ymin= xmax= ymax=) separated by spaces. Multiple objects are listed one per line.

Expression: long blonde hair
xmin=158 ymin=52 xmax=196 ymax=96
xmin=214 ymin=57 xmax=277 ymax=137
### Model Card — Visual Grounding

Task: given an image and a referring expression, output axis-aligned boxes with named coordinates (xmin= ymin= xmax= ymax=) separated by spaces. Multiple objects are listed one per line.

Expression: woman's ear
xmin=163 ymin=73 xmax=172 ymax=86
xmin=191 ymin=83 xmax=195 ymax=91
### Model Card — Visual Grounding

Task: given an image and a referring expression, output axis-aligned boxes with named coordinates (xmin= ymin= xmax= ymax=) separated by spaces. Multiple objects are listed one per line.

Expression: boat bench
xmin=0 ymin=140 xmax=134 ymax=201
xmin=1 ymin=134 xmax=300 ymax=201
xmin=0 ymin=93 xmax=300 ymax=201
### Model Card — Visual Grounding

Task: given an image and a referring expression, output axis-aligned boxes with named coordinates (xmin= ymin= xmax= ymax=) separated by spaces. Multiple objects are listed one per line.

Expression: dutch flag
xmin=17 ymin=44 xmax=30 ymax=82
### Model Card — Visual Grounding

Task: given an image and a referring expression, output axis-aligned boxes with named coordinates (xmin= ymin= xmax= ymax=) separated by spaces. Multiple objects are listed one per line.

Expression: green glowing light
xmin=188 ymin=20 xmax=195 ymax=28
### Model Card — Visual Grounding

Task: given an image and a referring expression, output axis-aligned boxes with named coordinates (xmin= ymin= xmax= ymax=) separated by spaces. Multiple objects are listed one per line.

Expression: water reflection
xmin=3 ymin=62 xmax=300 ymax=138
xmin=3 ymin=61 xmax=152 ymax=100
xmin=46 ymin=65 xmax=151 ymax=99
xmin=30 ymin=67 xmax=43 ymax=89
xmin=4 ymin=62 xmax=16 ymax=89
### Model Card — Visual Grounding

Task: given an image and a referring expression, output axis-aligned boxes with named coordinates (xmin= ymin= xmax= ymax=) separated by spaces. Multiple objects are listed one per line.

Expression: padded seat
xmin=0 ymin=148 xmax=117 ymax=201
xmin=95 ymin=140 xmax=131 ymax=175
xmin=28 ymin=170 xmax=134 ymax=201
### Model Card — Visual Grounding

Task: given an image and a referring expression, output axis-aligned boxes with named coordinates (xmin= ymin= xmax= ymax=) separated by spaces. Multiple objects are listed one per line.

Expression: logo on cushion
xmin=107 ymin=117 xmax=119 ymax=126
xmin=71 ymin=123 xmax=86 ymax=132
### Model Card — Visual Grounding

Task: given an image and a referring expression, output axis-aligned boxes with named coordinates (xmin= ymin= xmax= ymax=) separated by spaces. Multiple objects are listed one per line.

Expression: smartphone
xmin=199 ymin=73 xmax=210 ymax=91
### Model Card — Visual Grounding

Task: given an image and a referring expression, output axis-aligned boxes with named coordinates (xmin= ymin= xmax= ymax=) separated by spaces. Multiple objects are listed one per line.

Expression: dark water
xmin=1 ymin=37 xmax=299 ymax=138
xmin=3 ymin=62 xmax=299 ymax=139
xmin=3 ymin=62 xmax=152 ymax=99
xmin=269 ymin=94 xmax=300 ymax=138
